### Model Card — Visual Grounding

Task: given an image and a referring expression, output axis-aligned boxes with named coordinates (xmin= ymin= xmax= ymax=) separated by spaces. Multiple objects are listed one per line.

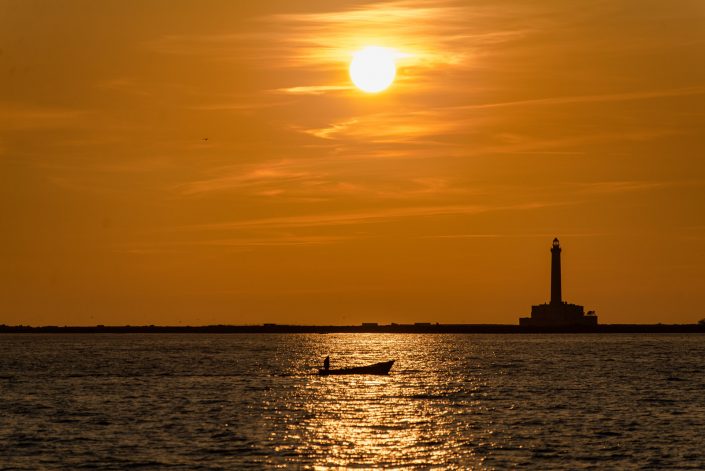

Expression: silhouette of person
xmin=323 ymin=356 xmax=330 ymax=371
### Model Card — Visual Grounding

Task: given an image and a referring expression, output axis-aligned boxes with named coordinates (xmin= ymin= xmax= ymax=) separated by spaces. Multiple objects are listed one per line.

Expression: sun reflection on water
xmin=263 ymin=334 xmax=487 ymax=468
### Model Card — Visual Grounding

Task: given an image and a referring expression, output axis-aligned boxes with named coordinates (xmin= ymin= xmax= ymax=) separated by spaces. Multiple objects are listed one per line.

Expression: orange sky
xmin=2 ymin=0 xmax=705 ymax=325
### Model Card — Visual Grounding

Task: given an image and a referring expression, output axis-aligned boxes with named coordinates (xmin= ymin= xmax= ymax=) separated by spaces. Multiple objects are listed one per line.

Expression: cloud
xmin=148 ymin=1 xmax=532 ymax=94
xmin=95 ymin=78 xmax=151 ymax=97
xmin=264 ymin=0 xmax=533 ymax=70
xmin=163 ymin=234 xmax=355 ymax=248
xmin=175 ymin=201 xmax=559 ymax=232
xmin=274 ymin=85 xmax=354 ymax=95
xmin=185 ymin=99 xmax=293 ymax=111
xmin=572 ymin=180 xmax=705 ymax=196
xmin=176 ymin=157 xmax=477 ymax=201
xmin=301 ymin=108 xmax=464 ymax=144
xmin=179 ymin=161 xmax=328 ymax=196
xmin=572 ymin=180 xmax=673 ymax=195
xmin=298 ymin=106 xmax=681 ymax=151
xmin=422 ymin=232 xmax=607 ymax=239
xmin=0 ymin=103 xmax=86 ymax=130
xmin=458 ymin=85 xmax=705 ymax=111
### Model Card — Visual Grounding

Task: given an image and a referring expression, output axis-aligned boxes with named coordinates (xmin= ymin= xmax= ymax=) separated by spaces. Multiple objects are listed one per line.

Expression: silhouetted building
xmin=519 ymin=238 xmax=597 ymax=328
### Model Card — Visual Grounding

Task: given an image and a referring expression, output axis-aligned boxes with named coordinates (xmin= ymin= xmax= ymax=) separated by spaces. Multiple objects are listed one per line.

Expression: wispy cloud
xmin=458 ymin=85 xmax=705 ymax=111
xmin=274 ymin=85 xmax=354 ymax=95
xmin=185 ymin=99 xmax=293 ymax=111
xmin=179 ymin=161 xmax=328 ymax=196
xmin=148 ymin=0 xmax=532 ymax=95
xmin=422 ymin=232 xmax=607 ymax=239
xmin=264 ymin=1 xmax=533 ymax=71
xmin=175 ymin=201 xmax=559 ymax=232
xmin=300 ymin=82 xmax=703 ymax=142
xmin=164 ymin=235 xmax=354 ymax=248
xmin=1 ymin=103 xmax=86 ymax=130
xmin=95 ymin=77 xmax=151 ymax=97
xmin=177 ymin=157 xmax=479 ymax=201
xmin=300 ymin=108 xmax=466 ymax=144
xmin=572 ymin=180 xmax=674 ymax=195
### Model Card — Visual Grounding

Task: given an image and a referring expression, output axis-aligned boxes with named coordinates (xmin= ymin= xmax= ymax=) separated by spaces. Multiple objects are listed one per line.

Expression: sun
xmin=349 ymin=46 xmax=397 ymax=93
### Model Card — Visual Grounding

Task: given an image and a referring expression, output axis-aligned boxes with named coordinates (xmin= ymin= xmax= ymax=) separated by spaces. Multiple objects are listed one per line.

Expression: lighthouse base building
xmin=519 ymin=238 xmax=598 ymax=328
xmin=521 ymin=301 xmax=596 ymax=328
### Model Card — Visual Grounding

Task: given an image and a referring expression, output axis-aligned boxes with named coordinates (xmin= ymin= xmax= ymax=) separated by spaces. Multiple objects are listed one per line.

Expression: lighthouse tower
xmin=551 ymin=238 xmax=562 ymax=304
xmin=519 ymin=238 xmax=597 ymax=328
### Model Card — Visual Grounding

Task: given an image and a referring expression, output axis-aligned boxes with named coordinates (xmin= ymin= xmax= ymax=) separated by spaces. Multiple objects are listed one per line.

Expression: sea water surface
xmin=1 ymin=334 xmax=705 ymax=469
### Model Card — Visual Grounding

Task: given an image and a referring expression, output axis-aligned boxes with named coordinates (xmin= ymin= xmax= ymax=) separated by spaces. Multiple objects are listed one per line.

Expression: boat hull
xmin=319 ymin=360 xmax=394 ymax=376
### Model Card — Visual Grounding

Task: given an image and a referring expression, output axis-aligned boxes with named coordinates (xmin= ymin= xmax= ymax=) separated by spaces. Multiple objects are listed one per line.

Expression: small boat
xmin=319 ymin=360 xmax=395 ymax=376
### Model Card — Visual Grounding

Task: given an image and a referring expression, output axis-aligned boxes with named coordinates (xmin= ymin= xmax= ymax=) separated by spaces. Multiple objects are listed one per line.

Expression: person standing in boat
xmin=323 ymin=356 xmax=330 ymax=372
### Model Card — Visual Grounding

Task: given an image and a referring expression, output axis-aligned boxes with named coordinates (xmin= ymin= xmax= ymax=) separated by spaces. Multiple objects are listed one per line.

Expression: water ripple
xmin=1 ymin=333 xmax=705 ymax=468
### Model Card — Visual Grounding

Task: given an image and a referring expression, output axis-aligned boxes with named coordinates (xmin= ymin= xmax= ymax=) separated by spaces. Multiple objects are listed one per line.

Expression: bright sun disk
xmin=349 ymin=46 xmax=397 ymax=93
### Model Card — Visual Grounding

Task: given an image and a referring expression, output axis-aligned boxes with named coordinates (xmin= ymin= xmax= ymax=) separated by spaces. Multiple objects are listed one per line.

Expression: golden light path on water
xmin=261 ymin=334 xmax=491 ymax=468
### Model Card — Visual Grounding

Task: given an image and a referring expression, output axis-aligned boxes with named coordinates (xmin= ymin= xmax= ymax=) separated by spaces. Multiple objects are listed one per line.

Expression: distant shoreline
xmin=1 ymin=324 xmax=704 ymax=334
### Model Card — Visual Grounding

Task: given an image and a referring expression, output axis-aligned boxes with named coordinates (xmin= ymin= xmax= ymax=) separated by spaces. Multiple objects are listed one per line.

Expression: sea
xmin=1 ymin=333 xmax=704 ymax=469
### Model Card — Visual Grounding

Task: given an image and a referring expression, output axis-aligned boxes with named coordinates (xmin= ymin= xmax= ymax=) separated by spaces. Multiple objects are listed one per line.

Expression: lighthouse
xmin=519 ymin=238 xmax=597 ymax=328
xmin=551 ymin=238 xmax=562 ymax=304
